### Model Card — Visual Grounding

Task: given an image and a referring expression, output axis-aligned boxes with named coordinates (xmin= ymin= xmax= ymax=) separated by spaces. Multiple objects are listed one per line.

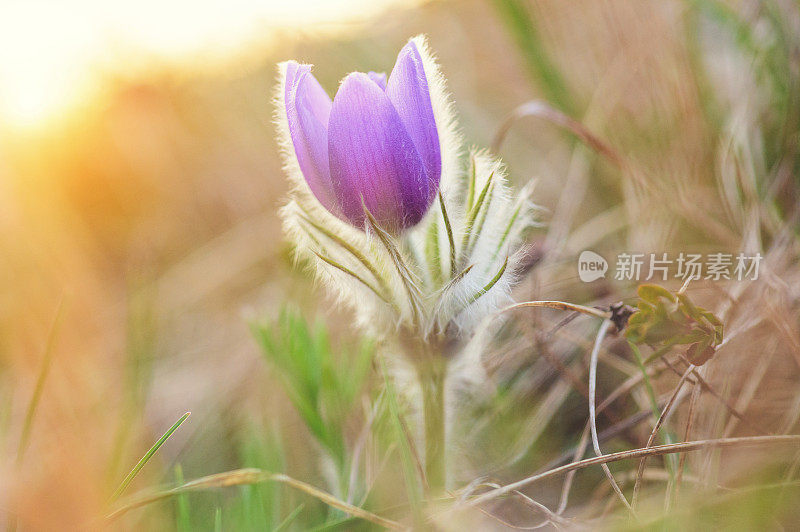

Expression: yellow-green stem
xmin=418 ymin=359 xmax=447 ymax=493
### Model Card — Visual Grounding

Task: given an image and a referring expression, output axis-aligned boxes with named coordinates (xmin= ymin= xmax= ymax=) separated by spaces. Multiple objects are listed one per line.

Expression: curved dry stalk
xmin=491 ymin=100 xmax=626 ymax=170
xmin=456 ymin=435 xmax=800 ymax=510
xmin=462 ymin=481 xmax=579 ymax=530
xmin=474 ymin=506 xmax=550 ymax=530
xmin=557 ymin=424 xmax=591 ymax=514
xmin=595 ymin=365 xmax=666 ymax=416
xmin=670 ymin=355 xmax=773 ymax=435
xmin=513 ymin=489 xmax=582 ymax=529
xmin=535 ymin=333 xmax=620 ymax=423
xmin=671 ymin=381 xmax=702 ymax=509
xmin=105 ymin=468 xmax=403 ymax=530
xmin=543 ymin=392 xmax=658 ymax=472
xmin=589 ymin=320 xmax=633 ymax=513
xmin=498 ymin=300 xmax=611 ymax=320
xmin=721 ymin=340 xmax=776 ymax=438
xmin=631 ymin=364 xmax=694 ymax=509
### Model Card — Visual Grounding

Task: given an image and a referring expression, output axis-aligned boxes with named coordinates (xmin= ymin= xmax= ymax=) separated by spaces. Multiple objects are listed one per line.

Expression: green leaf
xmin=252 ymin=308 xmax=375 ymax=479
xmin=466 ymin=256 xmax=509 ymax=305
xmin=438 ymin=191 xmax=457 ymax=278
xmin=109 ymin=411 xmax=191 ymax=504
xmin=312 ymin=251 xmax=391 ymax=305
xmin=460 ymin=171 xmax=495 ymax=260
xmin=637 ymin=284 xmax=677 ymax=304
xmin=465 ymin=180 xmax=496 ymax=259
xmin=425 ymin=217 xmax=443 ymax=286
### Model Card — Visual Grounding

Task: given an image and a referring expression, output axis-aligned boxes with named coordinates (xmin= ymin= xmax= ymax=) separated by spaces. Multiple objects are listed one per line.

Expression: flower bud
xmin=282 ymin=41 xmax=441 ymax=233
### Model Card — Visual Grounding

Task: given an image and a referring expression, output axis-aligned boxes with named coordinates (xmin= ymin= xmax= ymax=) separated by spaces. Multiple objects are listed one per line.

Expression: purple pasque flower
xmin=284 ymin=40 xmax=441 ymax=233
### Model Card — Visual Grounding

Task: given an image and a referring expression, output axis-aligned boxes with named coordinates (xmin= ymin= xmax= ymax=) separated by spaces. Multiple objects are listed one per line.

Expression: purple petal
xmin=327 ymin=73 xmax=433 ymax=231
xmin=386 ymin=41 xmax=441 ymax=187
xmin=367 ymin=71 xmax=387 ymax=90
xmin=284 ymin=61 xmax=337 ymax=212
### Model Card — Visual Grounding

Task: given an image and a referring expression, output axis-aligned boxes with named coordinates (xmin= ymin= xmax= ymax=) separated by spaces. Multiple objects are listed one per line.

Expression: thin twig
xmin=672 ymin=382 xmax=702 ymax=508
xmin=631 ymin=364 xmax=694 ymax=509
xmin=468 ymin=482 xmax=578 ymax=530
xmin=544 ymin=408 xmax=659 ymax=472
xmin=589 ymin=320 xmax=633 ymax=512
xmin=721 ymin=341 xmax=775 ymax=438
xmin=396 ymin=401 xmax=429 ymax=492
xmin=557 ymin=424 xmax=591 ymax=515
xmin=663 ymin=356 xmax=770 ymax=435
xmin=544 ymin=311 xmax=583 ymax=341
xmin=456 ymin=435 xmax=800 ymax=509
xmin=536 ymin=333 xmax=621 ymax=423
xmin=513 ymin=489 xmax=581 ymax=529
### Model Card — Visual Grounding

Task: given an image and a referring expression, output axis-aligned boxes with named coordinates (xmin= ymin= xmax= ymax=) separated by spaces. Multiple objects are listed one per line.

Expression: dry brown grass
xmin=1 ymin=0 xmax=799 ymax=529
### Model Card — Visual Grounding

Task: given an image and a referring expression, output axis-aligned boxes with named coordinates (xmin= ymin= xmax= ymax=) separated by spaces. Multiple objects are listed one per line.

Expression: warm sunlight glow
xmin=0 ymin=0 xmax=414 ymax=130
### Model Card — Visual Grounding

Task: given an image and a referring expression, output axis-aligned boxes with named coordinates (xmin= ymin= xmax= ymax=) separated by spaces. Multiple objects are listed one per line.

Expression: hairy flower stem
xmin=418 ymin=358 xmax=447 ymax=493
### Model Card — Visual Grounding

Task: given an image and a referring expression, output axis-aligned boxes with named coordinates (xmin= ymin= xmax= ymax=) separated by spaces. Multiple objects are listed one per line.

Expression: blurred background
xmin=1 ymin=0 xmax=799 ymax=529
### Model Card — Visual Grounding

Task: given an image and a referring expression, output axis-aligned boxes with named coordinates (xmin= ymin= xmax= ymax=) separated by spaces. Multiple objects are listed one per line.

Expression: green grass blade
xmin=274 ymin=504 xmax=304 ymax=532
xmin=629 ymin=342 xmax=679 ymax=474
xmin=491 ymin=0 xmax=577 ymax=115
xmin=17 ymin=298 xmax=65 ymax=464
xmin=109 ymin=411 xmax=191 ymax=504
xmin=173 ymin=464 xmax=191 ymax=532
